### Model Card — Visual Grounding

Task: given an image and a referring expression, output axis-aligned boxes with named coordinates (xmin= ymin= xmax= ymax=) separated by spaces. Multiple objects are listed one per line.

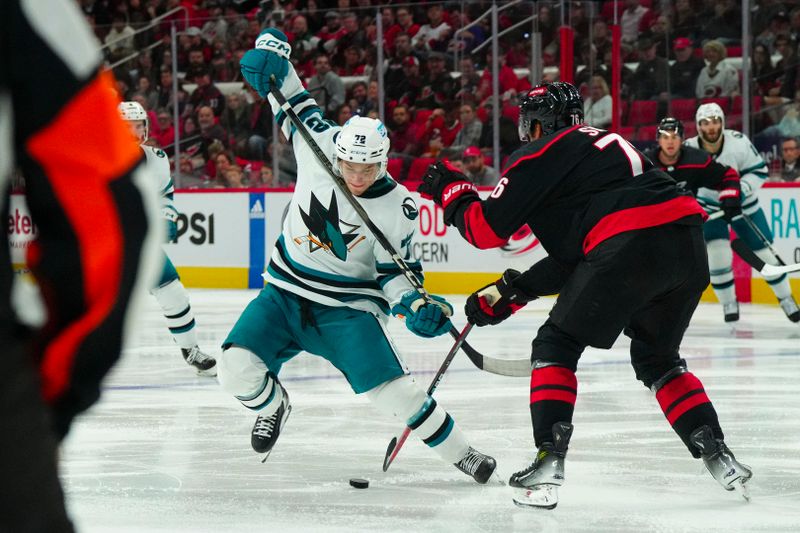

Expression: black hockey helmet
xmin=657 ymin=117 xmax=684 ymax=140
xmin=518 ymin=82 xmax=584 ymax=141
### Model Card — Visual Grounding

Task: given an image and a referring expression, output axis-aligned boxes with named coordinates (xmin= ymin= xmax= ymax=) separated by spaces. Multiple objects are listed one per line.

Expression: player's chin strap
xmin=268 ymin=79 xmax=530 ymax=378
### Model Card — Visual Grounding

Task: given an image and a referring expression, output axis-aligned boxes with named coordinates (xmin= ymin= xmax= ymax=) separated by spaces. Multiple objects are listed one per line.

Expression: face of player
xmin=340 ymin=160 xmax=380 ymax=196
xmin=699 ymin=117 xmax=723 ymax=144
xmin=126 ymin=120 xmax=147 ymax=143
xmin=657 ymin=131 xmax=682 ymax=160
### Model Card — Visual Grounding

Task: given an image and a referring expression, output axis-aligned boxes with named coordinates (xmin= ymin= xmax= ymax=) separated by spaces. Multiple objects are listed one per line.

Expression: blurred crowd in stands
xmin=81 ymin=0 xmax=800 ymax=187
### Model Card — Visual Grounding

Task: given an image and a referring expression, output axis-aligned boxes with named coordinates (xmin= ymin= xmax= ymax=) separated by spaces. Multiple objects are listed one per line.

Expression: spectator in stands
xmin=632 ymin=38 xmax=670 ymax=100
xmin=590 ymin=19 xmax=613 ymax=62
xmin=258 ymin=165 xmax=276 ymax=188
xmin=703 ymin=0 xmax=742 ymax=44
xmin=462 ymin=146 xmax=499 ymax=186
xmin=396 ymin=55 xmax=423 ymax=108
xmin=223 ymin=165 xmax=247 ymax=188
xmin=574 ymin=43 xmax=602 ymax=90
xmin=412 ymin=4 xmax=452 ymax=53
xmin=151 ymin=108 xmax=174 ymax=150
xmin=348 ymin=81 xmax=368 ymax=115
xmin=307 ymin=53 xmax=345 ymax=119
xmin=104 ymin=13 xmax=136 ymax=58
xmin=584 ymin=76 xmax=612 ymax=129
xmin=778 ymin=136 xmax=800 ymax=182
xmin=388 ymin=104 xmax=420 ymax=156
xmin=670 ymin=37 xmax=705 ymax=98
xmin=316 ymin=11 xmax=346 ymax=56
xmin=477 ymin=46 xmax=520 ymax=103
xmin=479 ymin=113 xmax=521 ymax=160
xmin=197 ymin=104 xmax=228 ymax=163
xmin=455 ymin=58 xmax=481 ymax=106
xmin=621 ymin=0 xmax=653 ymax=45
xmin=337 ymin=11 xmax=371 ymax=55
xmin=245 ymin=86 xmax=274 ymax=162
xmin=290 ymin=14 xmax=318 ymax=68
xmin=755 ymin=8 xmax=790 ymax=53
xmin=339 ymin=45 xmax=366 ymax=76
xmin=773 ymin=33 xmax=797 ymax=98
xmin=221 ymin=92 xmax=251 ymax=155
xmin=753 ymin=43 xmax=781 ymax=97
xmin=335 ymin=103 xmax=353 ymax=126
xmin=394 ymin=6 xmax=420 ymax=41
xmin=643 ymin=15 xmax=674 ymax=60
xmin=450 ymin=103 xmax=483 ymax=153
xmin=131 ymin=51 xmax=157 ymax=88
xmin=190 ymin=67 xmax=226 ymax=117
xmin=392 ymin=31 xmax=416 ymax=64
xmin=136 ymin=75 xmax=158 ymax=110
xmin=417 ymin=52 xmax=457 ymax=109
xmin=202 ymin=1 xmax=228 ymax=43
xmin=695 ymin=40 xmax=740 ymax=98
xmin=184 ymin=47 xmax=208 ymax=83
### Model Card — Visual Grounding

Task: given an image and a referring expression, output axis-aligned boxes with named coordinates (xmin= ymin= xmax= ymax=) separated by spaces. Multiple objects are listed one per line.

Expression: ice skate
xmin=181 ymin=345 xmax=217 ymax=376
xmin=251 ymin=384 xmax=291 ymax=463
xmin=722 ymin=302 xmax=739 ymax=323
xmin=690 ymin=425 xmax=752 ymax=501
xmin=778 ymin=296 xmax=800 ymax=323
xmin=454 ymin=446 xmax=497 ymax=484
xmin=511 ymin=422 xmax=573 ymax=510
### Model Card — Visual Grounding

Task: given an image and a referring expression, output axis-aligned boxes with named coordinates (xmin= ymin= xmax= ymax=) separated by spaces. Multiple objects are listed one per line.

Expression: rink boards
xmin=8 ymin=185 xmax=800 ymax=301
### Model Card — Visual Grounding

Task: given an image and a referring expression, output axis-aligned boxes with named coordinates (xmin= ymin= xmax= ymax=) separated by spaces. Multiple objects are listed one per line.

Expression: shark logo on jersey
xmin=296 ymin=191 xmax=362 ymax=260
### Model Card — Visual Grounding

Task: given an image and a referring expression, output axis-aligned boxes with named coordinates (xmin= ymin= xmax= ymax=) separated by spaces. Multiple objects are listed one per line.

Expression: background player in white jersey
xmin=118 ymin=102 xmax=217 ymax=375
xmin=685 ymin=103 xmax=799 ymax=323
xmin=216 ymin=29 xmax=496 ymax=484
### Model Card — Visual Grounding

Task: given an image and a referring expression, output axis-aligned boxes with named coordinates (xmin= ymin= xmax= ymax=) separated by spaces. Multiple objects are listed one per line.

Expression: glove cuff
xmin=441 ymin=181 xmax=478 ymax=211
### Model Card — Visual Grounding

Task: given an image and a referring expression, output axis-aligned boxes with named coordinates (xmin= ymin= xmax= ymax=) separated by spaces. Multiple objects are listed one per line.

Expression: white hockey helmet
xmin=334 ymin=116 xmax=391 ymax=179
xmin=118 ymin=101 xmax=149 ymax=141
xmin=695 ymin=102 xmax=725 ymax=128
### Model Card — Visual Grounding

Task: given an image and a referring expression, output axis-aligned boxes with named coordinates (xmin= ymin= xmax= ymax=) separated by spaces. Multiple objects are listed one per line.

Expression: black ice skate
xmin=690 ymin=425 xmax=752 ymax=501
xmin=779 ymin=296 xmax=800 ymax=322
xmin=181 ymin=345 xmax=217 ymax=376
xmin=251 ymin=384 xmax=291 ymax=463
xmin=454 ymin=447 xmax=497 ymax=484
xmin=511 ymin=422 xmax=573 ymax=510
xmin=723 ymin=302 xmax=739 ymax=323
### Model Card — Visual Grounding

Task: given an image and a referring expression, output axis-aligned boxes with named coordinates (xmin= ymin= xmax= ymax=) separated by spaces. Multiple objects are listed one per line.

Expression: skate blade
xmin=733 ymin=479 xmax=750 ymax=502
xmin=512 ymin=485 xmax=558 ymax=510
xmin=196 ymin=366 xmax=218 ymax=377
xmin=492 ymin=470 xmax=505 ymax=486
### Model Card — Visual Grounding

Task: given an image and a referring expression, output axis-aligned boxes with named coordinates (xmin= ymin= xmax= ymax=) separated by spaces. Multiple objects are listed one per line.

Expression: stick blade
xmin=382 ymin=437 xmax=398 ymax=472
xmin=731 ymin=238 xmax=766 ymax=272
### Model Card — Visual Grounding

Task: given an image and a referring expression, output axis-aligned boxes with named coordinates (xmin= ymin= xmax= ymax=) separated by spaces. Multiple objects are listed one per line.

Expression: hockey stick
xmin=268 ymin=81 xmax=529 ymax=378
xmin=738 ymin=213 xmax=788 ymax=266
xmin=730 ymin=238 xmax=800 ymax=276
xmin=382 ymin=323 xmax=473 ymax=472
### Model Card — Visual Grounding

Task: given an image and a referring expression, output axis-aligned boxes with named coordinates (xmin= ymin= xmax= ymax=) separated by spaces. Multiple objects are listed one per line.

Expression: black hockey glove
xmin=719 ymin=182 xmax=742 ymax=223
xmin=417 ymin=161 xmax=479 ymax=225
xmin=465 ymin=269 xmax=536 ymax=327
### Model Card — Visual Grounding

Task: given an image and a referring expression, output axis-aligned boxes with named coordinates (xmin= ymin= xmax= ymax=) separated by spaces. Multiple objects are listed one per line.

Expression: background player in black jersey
xmin=644 ymin=117 xmax=743 ymax=224
xmin=418 ymin=82 xmax=752 ymax=508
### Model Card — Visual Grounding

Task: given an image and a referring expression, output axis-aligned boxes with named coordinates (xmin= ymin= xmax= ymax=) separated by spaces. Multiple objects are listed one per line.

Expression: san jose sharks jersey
xmin=262 ymin=65 xmax=421 ymax=318
xmin=141 ymin=144 xmax=178 ymax=221
xmin=684 ymin=129 xmax=768 ymax=212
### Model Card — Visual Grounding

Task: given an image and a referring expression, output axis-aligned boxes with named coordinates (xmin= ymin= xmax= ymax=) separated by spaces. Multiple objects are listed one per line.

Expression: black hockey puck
xmin=349 ymin=478 xmax=369 ymax=489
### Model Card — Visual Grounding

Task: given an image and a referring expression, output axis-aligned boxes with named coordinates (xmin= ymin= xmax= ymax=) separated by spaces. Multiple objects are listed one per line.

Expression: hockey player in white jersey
xmin=118 ymin=102 xmax=217 ymax=375
xmin=685 ymin=103 xmax=799 ymax=323
xmin=216 ymin=28 xmax=497 ymax=483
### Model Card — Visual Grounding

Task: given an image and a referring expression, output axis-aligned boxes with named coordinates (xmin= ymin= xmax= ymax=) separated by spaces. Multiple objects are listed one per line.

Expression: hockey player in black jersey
xmin=418 ymin=82 xmax=752 ymax=508
xmin=644 ymin=117 xmax=743 ymax=224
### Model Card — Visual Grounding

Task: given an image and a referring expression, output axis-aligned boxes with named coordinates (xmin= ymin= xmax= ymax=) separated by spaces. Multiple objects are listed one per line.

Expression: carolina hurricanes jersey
xmin=448 ymin=125 xmax=705 ymax=266
xmin=141 ymin=144 xmax=178 ymax=219
xmin=643 ymin=144 xmax=740 ymax=196
xmin=684 ymin=129 xmax=768 ymax=211
xmin=263 ymin=65 xmax=420 ymax=318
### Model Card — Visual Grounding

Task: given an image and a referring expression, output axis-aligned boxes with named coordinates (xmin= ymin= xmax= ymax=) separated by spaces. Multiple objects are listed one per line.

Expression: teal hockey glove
xmin=240 ymin=28 xmax=292 ymax=98
xmin=392 ymin=291 xmax=453 ymax=338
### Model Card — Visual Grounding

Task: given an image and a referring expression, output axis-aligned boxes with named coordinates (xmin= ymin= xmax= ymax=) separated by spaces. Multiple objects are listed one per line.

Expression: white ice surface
xmin=61 ymin=291 xmax=800 ymax=533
